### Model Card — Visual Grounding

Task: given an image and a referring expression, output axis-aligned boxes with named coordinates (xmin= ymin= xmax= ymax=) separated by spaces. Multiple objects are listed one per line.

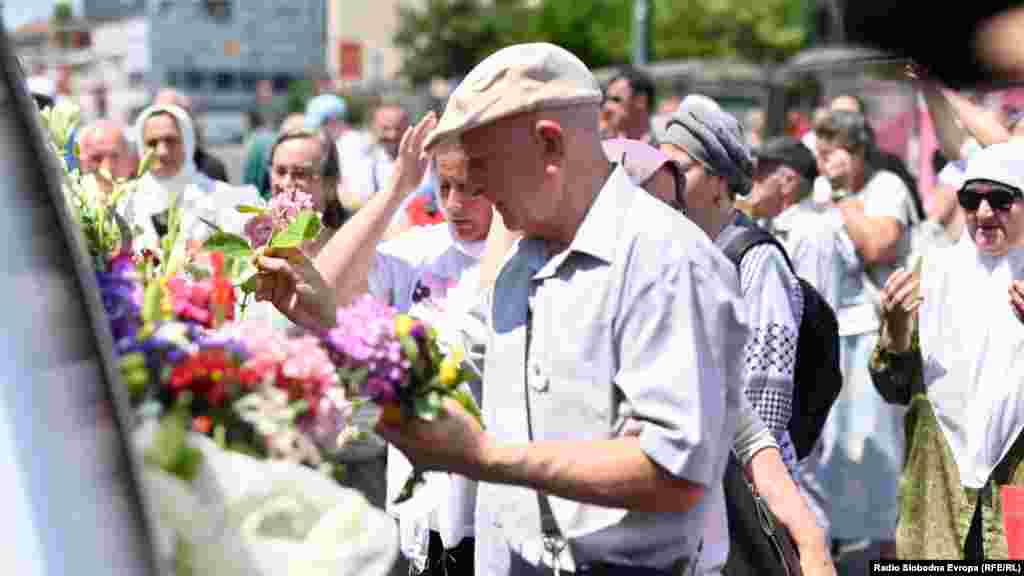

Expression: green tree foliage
xmin=394 ymin=0 xmax=809 ymax=84
xmin=653 ymin=0 xmax=807 ymax=64
xmin=394 ymin=0 xmax=531 ymax=85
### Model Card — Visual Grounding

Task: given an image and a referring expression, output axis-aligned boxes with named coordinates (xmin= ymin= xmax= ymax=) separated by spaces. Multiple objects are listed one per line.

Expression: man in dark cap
xmin=746 ymin=137 xmax=819 ymax=224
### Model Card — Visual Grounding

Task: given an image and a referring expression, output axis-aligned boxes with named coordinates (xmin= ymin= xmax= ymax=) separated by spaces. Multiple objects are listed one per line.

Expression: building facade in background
xmin=328 ymin=0 xmax=419 ymax=90
xmin=148 ymin=0 xmax=324 ymax=113
xmin=11 ymin=0 xmax=325 ymax=130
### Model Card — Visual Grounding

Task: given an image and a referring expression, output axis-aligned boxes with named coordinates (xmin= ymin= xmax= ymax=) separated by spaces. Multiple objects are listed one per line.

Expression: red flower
xmin=192 ymin=416 xmax=213 ymax=434
xmin=168 ymin=349 xmax=242 ymax=408
xmin=406 ymin=195 xmax=445 ymax=227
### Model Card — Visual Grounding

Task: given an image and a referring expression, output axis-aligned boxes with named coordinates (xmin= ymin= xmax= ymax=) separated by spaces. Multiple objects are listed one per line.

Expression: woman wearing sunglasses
xmin=871 ymin=141 xmax=1024 ymax=559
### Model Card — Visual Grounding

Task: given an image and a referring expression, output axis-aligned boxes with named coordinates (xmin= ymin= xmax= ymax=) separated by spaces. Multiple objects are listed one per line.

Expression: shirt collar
xmin=530 ymin=165 xmax=635 ymax=279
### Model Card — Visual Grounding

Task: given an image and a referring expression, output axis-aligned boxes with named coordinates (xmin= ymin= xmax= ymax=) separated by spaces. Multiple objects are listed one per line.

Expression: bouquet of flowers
xmin=323 ymin=294 xmax=482 ymax=502
xmin=38 ymin=100 xmax=150 ymax=267
xmin=202 ymin=187 xmax=323 ymax=301
xmin=41 ymin=101 xmax=399 ymax=576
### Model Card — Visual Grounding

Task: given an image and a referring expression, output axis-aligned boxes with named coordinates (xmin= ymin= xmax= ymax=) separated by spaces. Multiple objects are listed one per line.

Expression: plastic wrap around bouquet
xmin=134 ymin=421 xmax=398 ymax=576
xmin=323 ymin=294 xmax=483 ymax=503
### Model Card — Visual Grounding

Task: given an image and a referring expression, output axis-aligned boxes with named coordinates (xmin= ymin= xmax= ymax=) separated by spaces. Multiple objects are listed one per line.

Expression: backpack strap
xmin=720 ymin=216 xmax=796 ymax=275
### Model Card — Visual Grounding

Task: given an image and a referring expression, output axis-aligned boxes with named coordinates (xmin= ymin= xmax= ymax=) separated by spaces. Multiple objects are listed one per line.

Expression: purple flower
xmin=324 ymin=294 xmax=410 ymax=401
xmin=365 ymin=376 xmax=397 ymax=403
xmin=96 ymin=262 xmax=142 ymax=345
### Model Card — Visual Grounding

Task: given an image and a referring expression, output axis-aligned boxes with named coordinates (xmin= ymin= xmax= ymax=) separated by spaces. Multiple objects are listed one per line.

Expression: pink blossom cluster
xmin=243 ymin=189 xmax=316 ymax=248
xmin=238 ymin=324 xmax=340 ymax=416
xmin=325 ymin=294 xmax=412 ymax=403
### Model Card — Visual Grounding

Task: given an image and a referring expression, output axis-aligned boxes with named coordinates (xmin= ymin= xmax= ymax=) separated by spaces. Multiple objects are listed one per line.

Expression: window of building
xmin=271 ymin=74 xmax=292 ymax=93
xmin=214 ymin=71 xmax=235 ymax=92
xmin=165 ymin=70 xmax=181 ymax=87
xmin=205 ymin=0 xmax=231 ymax=21
xmin=239 ymin=72 xmax=259 ymax=92
xmin=185 ymin=70 xmax=203 ymax=91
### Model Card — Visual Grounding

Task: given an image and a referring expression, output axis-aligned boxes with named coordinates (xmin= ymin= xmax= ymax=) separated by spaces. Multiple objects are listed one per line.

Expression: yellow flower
xmin=394 ymin=314 xmax=415 ymax=338
xmin=439 ymin=350 xmax=464 ymax=386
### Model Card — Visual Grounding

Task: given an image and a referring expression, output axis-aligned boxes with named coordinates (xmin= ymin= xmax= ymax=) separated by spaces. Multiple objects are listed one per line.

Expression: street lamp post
xmin=632 ymin=0 xmax=649 ymax=67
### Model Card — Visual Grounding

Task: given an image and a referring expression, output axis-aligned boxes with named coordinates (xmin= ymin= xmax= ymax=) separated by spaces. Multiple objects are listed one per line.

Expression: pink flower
xmin=243 ymin=214 xmax=275 ymax=248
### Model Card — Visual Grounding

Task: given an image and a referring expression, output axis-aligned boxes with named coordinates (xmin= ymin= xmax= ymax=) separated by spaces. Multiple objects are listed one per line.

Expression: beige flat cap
xmin=423 ymin=43 xmax=603 ymax=151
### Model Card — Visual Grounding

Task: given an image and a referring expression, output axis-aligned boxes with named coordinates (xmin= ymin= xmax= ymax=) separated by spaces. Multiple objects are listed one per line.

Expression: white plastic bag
xmin=133 ymin=424 xmax=399 ymax=576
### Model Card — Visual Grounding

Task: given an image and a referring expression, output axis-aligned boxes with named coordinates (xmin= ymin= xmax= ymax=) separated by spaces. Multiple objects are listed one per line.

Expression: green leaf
xmin=414 ymin=390 xmax=443 ymax=422
xmin=392 ymin=469 xmax=427 ymax=505
xmin=269 ymin=211 xmax=321 ymax=248
xmin=399 ymin=334 xmax=419 ymax=366
xmin=451 ymin=388 xmax=484 ymax=427
xmin=214 ymin=424 xmax=227 ymax=449
xmin=203 ymin=232 xmax=253 ymax=260
xmin=234 ymin=204 xmax=267 ymax=214
xmin=239 ymin=274 xmax=259 ymax=294
xmin=142 ymin=280 xmax=164 ymax=324
xmin=144 ymin=409 xmax=203 ymax=483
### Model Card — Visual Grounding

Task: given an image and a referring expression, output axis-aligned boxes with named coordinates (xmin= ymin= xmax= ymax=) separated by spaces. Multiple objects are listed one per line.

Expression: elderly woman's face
xmin=143 ymin=113 xmax=185 ymax=178
xmin=961 ymin=181 xmax=1024 ymax=256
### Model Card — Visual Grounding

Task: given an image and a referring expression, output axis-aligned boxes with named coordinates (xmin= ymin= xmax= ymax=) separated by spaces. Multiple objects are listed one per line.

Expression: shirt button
xmin=530 ymin=364 xmax=548 ymax=392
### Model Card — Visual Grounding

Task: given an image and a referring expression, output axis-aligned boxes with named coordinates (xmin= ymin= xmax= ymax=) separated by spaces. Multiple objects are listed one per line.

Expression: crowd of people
xmin=54 ymin=39 xmax=1024 ymax=576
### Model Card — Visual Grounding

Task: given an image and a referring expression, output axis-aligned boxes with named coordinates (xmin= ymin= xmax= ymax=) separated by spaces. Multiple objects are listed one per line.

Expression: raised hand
xmin=1009 ymin=280 xmax=1024 ymax=324
xmin=880 ymin=265 xmax=922 ymax=352
xmin=388 ymin=111 xmax=437 ymax=200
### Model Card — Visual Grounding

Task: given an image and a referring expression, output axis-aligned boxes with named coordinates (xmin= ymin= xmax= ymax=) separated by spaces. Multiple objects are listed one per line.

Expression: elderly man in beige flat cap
xmin=367 ymin=43 xmax=751 ymax=576
xmin=253 ymin=42 xmax=750 ymax=576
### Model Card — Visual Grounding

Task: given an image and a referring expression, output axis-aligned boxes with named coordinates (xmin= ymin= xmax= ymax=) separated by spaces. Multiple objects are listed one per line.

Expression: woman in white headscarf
xmin=871 ymin=141 xmax=1024 ymax=559
xmin=121 ymin=104 xmax=258 ymax=252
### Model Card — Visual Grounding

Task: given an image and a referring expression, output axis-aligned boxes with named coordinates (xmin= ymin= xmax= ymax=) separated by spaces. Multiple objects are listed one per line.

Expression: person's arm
xmin=480 ymin=437 xmax=704 ymax=512
xmin=737 ymin=245 xmax=801 ymax=467
xmin=314 ymin=113 xmax=435 ymax=307
xmin=943 ymin=88 xmax=1011 ymax=148
xmin=745 ymin=448 xmax=836 ymax=576
xmin=919 ymin=83 xmax=970 ymax=162
xmin=909 ymin=64 xmax=1009 ymax=158
xmin=733 ymin=398 xmax=836 ymax=576
xmin=835 ymin=198 xmax=904 ymax=265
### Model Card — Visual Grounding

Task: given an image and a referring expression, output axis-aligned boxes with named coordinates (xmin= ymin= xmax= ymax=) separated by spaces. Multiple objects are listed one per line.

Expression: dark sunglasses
xmin=958 ymin=182 xmax=1024 ymax=212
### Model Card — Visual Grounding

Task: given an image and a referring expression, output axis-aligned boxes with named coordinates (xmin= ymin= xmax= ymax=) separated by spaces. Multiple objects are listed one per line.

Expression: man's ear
xmin=634 ymin=93 xmax=650 ymax=114
xmin=534 ymin=120 xmax=565 ymax=163
xmin=712 ymin=175 xmax=732 ymax=208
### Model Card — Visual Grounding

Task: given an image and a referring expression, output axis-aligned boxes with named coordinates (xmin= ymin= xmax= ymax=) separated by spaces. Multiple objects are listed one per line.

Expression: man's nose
xmin=977 ymin=198 xmax=997 ymax=218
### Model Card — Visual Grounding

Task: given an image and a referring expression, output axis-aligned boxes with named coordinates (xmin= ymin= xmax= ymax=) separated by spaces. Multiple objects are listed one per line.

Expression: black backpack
xmin=721 ymin=219 xmax=842 ymax=460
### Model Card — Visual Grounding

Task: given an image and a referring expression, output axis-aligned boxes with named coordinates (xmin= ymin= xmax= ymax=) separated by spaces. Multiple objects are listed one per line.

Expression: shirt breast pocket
xmin=540 ymin=376 xmax=612 ymax=440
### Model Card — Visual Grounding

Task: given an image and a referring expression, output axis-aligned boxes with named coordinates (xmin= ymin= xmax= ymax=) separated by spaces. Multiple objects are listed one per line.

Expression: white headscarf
xmin=919 ymin=142 xmax=1024 ymax=488
xmin=122 ymin=104 xmax=219 ymax=251
xmin=132 ymin=104 xmax=199 ymax=201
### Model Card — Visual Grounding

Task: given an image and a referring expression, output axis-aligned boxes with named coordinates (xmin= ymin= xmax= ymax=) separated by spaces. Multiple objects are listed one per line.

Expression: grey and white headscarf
xmin=662 ymin=94 xmax=754 ymax=197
